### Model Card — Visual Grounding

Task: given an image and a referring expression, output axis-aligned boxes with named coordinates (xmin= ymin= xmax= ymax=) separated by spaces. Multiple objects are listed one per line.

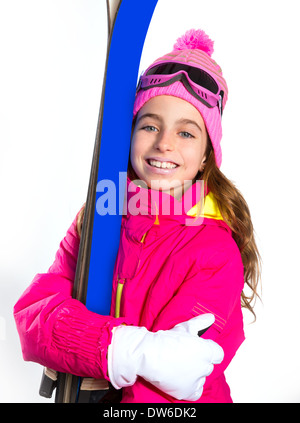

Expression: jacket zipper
xmin=114 ymin=233 xmax=147 ymax=318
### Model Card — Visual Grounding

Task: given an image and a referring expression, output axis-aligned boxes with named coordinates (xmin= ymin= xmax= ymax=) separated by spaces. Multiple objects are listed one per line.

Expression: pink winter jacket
xmin=14 ymin=181 xmax=245 ymax=403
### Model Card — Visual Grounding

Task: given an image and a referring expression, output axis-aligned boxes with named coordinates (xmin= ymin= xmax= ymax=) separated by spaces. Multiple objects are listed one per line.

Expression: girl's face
xmin=130 ymin=95 xmax=208 ymax=199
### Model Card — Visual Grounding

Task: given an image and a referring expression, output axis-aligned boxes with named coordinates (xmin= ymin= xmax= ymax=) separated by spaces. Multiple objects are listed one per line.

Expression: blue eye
xmin=180 ymin=131 xmax=194 ymax=139
xmin=143 ymin=125 xmax=158 ymax=132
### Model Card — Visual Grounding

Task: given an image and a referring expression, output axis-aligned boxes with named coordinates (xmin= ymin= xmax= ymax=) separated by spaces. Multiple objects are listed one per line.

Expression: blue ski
xmin=86 ymin=0 xmax=158 ymax=315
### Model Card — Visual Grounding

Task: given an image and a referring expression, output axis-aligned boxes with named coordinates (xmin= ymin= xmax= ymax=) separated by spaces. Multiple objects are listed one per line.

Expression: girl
xmin=14 ymin=29 xmax=260 ymax=403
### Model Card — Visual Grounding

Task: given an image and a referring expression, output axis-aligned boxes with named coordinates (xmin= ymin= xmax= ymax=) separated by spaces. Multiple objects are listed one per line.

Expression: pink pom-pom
xmin=173 ymin=29 xmax=214 ymax=57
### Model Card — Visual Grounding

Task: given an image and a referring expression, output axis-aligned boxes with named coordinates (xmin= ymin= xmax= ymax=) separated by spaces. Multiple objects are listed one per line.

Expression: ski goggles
xmin=137 ymin=61 xmax=224 ymax=115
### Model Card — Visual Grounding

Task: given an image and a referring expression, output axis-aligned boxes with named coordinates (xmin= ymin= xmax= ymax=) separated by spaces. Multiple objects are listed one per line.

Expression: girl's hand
xmin=107 ymin=314 xmax=224 ymax=401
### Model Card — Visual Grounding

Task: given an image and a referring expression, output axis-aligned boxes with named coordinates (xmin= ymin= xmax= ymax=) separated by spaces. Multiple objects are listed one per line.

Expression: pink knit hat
xmin=133 ymin=29 xmax=228 ymax=167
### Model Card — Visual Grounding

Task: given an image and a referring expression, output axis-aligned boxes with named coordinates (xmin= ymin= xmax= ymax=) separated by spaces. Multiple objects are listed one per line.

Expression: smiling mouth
xmin=147 ymin=159 xmax=178 ymax=169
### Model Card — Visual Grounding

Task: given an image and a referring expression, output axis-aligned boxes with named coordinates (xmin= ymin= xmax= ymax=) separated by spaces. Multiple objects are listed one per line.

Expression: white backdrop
xmin=1 ymin=0 xmax=299 ymax=403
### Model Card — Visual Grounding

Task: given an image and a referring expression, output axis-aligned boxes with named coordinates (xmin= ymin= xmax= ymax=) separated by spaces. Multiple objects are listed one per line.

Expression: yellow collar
xmin=187 ymin=192 xmax=223 ymax=220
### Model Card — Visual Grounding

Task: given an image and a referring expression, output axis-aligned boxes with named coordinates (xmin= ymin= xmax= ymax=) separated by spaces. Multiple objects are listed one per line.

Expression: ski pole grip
xmin=39 ymin=367 xmax=57 ymax=398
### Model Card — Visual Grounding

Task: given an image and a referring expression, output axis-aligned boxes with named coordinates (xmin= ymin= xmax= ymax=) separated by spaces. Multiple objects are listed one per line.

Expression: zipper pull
xmin=115 ymin=277 xmax=125 ymax=318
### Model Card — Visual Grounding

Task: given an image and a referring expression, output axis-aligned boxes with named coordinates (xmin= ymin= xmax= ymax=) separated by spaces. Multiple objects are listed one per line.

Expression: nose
xmin=154 ymin=130 xmax=175 ymax=152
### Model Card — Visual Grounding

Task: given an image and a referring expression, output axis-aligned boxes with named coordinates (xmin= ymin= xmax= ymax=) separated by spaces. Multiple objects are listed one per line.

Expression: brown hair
xmin=201 ymin=143 xmax=261 ymax=319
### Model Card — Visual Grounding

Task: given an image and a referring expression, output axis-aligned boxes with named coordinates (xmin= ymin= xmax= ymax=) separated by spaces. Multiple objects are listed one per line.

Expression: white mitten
xmin=107 ymin=314 xmax=224 ymax=401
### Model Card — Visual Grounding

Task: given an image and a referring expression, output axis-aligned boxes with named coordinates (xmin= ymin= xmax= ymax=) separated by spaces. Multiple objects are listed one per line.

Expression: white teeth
xmin=149 ymin=159 xmax=177 ymax=169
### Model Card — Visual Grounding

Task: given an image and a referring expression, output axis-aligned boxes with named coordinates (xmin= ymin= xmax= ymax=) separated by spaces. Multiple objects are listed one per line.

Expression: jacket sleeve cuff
xmin=50 ymin=299 xmax=130 ymax=380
